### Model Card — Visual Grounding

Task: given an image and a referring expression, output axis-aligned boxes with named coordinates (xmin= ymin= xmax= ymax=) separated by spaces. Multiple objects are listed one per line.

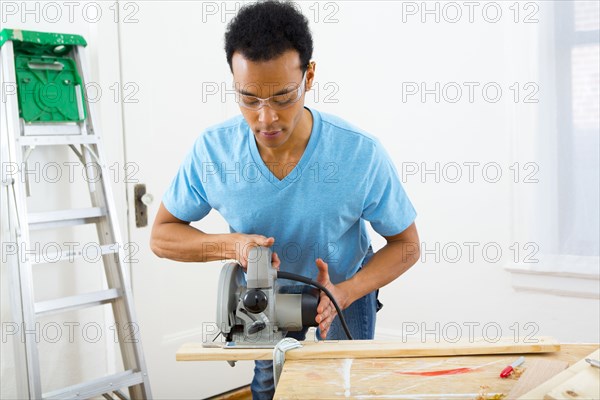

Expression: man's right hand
xmin=235 ymin=234 xmax=280 ymax=271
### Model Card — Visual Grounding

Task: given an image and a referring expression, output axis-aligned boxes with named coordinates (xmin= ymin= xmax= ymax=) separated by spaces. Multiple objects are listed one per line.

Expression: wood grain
xmin=544 ymin=367 xmax=600 ymax=399
xmin=176 ymin=336 xmax=560 ymax=362
xmin=506 ymin=359 xmax=569 ymax=399
xmin=273 ymin=345 xmax=598 ymax=399
xmin=518 ymin=349 xmax=600 ymax=399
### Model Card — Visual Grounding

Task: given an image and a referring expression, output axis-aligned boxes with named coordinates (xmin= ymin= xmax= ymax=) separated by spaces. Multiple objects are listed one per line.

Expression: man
xmin=151 ymin=1 xmax=420 ymax=398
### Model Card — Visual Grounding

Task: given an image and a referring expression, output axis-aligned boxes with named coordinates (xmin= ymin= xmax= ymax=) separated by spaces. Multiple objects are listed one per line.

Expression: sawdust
xmin=476 ymin=385 xmax=506 ymax=400
xmin=509 ymin=366 xmax=525 ymax=379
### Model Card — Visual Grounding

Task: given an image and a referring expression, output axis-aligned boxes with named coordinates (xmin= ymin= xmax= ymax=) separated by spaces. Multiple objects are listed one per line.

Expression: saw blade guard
xmin=216 ymin=262 xmax=245 ymax=335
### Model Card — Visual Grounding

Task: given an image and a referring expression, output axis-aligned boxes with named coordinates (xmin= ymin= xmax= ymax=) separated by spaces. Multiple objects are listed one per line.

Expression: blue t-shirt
xmin=162 ymin=107 xmax=416 ymax=284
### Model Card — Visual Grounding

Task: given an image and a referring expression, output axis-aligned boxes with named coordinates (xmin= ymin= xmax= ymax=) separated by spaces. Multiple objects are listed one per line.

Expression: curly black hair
xmin=224 ymin=0 xmax=313 ymax=74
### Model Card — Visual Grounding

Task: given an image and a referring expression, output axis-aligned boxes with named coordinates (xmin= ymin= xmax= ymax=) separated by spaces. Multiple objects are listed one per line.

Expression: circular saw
xmin=216 ymin=246 xmax=319 ymax=348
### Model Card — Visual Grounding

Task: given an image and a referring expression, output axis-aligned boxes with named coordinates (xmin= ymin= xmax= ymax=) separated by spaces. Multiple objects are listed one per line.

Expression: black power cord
xmin=277 ymin=271 xmax=354 ymax=340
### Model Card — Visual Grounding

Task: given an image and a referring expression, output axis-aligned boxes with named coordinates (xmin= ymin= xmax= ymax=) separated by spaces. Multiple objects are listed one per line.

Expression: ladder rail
xmin=75 ymin=44 xmax=152 ymax=400
xmin=1 ymin=68 xmax=30 ymax=400
xmin=1 ymin=38 xmax=43 ymax=400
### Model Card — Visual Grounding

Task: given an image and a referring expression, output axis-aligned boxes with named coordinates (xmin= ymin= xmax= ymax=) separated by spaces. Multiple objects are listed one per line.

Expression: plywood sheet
xmin=506 ymin=359 xmax=569 ymax=399
xmin=518 ymin=349 xmax=600 ymax=399
xmin=544 ymin=366 xmax=600 ymax=399
xmin=273 ymin=345 xmax=598 ymax=399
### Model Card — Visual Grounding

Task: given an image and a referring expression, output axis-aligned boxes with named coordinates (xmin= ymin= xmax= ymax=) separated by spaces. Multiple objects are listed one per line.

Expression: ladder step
xmin=42 ymin=370 xmax=144 ymax=400
xmin=28 ymin=207 xmax=106 ymax=230
xmin=17 ymin=134 xmax=99 ymax=146
xmin=22 ymin=123 xmax=83 ymax=137
xmin=35 ymin=288 xmax=122 ymax=317
xmin=31 ymin=244 xmax=120 ymax=265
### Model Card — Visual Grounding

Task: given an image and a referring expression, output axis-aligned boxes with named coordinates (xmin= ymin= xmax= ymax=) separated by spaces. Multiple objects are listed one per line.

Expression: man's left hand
xmin=315 ymin=258 xmax=351 ymax=339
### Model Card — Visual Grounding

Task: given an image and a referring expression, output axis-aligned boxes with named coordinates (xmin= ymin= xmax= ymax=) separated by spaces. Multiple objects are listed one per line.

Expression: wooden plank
xmin=176 ymin=336 xmax=560 ymax=362
xmin=506 ymin=359 xmax=569 ymax=399
xmin=518 ymin=349 xmax=600 ymax=399
xmin=273 ymin=344 xmax=598 ymax=400
xmin=544 ymin=367 xmax=600 ymax=399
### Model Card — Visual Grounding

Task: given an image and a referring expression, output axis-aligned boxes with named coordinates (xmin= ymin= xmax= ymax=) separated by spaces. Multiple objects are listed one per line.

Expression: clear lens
xmin=234 ymin=74 xmax=306 ymax=110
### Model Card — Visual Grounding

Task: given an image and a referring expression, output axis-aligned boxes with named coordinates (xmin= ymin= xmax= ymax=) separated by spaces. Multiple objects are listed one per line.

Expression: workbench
xmin=176 ymin=339 xmax=599 ymax=399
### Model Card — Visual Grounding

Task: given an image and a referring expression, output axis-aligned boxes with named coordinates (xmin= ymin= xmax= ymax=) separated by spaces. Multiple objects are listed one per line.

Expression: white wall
xmin=300 ymin=1 xmax=599 ymax=344
xmin=201 ymin=0 xmax=600 ymax=345
xmin=1 ymin=1 xmax=598 ymax=399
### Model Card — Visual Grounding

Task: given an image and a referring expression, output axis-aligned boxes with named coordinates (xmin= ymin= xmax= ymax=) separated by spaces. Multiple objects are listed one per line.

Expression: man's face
xmin=231 ymin=50 xmax=312 ymax=151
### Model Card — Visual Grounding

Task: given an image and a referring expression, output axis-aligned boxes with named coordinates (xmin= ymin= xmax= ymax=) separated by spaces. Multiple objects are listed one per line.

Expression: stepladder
xmin=0 ymin=29 xmax=152 ymax=399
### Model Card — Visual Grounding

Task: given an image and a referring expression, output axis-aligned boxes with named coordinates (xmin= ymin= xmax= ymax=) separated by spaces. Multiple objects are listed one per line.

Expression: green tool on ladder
xmin=0 ymin=28 xmax=152 ymax=400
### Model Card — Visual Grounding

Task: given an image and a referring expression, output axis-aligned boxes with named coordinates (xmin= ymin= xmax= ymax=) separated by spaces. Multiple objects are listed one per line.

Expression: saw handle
xmin=246 ymin=246 xmax=276 ymax=289
xmin=277 ymin=271 xmax=354 ymax=340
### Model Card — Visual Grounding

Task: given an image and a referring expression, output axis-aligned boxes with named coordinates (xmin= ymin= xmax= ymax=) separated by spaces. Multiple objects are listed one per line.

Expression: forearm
xmin=151 ymin=222 xmax=239 ymax=262
xmin=340 ymin=240 xmax=420 ymax=306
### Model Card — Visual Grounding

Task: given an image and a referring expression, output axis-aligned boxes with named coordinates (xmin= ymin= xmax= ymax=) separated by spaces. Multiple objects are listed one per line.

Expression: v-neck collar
xmin=247 ymin=106 xmax=321 ymax=190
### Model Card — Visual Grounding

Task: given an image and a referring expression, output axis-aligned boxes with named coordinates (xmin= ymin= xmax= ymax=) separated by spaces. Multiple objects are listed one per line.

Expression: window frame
xmin=506 ymin=1 xmax=600 ymax=299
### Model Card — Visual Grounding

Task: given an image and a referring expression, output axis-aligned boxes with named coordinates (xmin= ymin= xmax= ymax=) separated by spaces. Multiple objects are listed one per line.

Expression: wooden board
xmin=518 ymin=349 xmax=600 ymax=399
xmin=273 ymin=344 xmax=598 ymax=399
xmin=544 ymin=367 xmax=600 ymax=399
xmin=176 ymin=336 xmax=560 ymax=362
xmin=506 ymin=359 xmax=569 ymax=399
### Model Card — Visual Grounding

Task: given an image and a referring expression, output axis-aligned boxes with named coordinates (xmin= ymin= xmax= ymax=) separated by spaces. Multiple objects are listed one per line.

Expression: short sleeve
xmin=162 ymin=140 xmax=212 ymax=222
xmin=361 ymin=141 xmax=417 ymax=236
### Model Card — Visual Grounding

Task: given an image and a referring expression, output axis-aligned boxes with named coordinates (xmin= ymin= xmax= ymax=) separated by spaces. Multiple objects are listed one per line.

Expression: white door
xmin=118 ymin=2 xmax=253 ymax=398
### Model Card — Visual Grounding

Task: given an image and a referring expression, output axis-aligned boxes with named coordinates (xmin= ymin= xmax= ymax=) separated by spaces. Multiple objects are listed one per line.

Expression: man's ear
xmin=306 ymin=61 xmax=316 ymax=91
